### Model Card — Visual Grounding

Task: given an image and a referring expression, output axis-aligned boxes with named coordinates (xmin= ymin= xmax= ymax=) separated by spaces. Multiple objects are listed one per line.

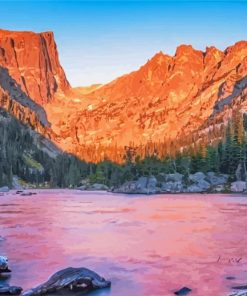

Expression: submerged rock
xmin=0 ymin=186 xmax=9 ymax=193
xmin=174 ymin=286 xmax=192 ymax=295
xmin=22 ymin=267 xmax=111 ymax=296
xmin=0 ymin=256 xmax=11 ymax=273
xmin=0 ymin=285 xmax=22 ymax=295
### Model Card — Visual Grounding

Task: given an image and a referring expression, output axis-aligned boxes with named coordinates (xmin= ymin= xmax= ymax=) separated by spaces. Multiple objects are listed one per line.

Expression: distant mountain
xmin=1 ymin=29 xmax=247 ymax=163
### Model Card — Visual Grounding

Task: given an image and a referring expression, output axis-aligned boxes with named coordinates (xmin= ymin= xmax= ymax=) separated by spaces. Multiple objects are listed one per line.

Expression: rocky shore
xmin=1 ymin=171 xmax=247 ymax=195
xmin=111 ymin=172 xmax=247 ymax=194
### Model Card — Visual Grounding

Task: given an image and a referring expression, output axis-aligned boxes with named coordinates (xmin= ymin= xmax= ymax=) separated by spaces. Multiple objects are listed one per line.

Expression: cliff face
xmin=0 ymin=29 xmax=70 ymax=105
xmin=0 ymin=29 xmax=70 ymax=143
xmin=45 ymin=41 xmax=247 ymax=161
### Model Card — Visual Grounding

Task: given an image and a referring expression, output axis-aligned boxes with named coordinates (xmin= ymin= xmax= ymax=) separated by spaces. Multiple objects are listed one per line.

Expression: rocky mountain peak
xmin=0 ymin=28 xmax=70 ymax=105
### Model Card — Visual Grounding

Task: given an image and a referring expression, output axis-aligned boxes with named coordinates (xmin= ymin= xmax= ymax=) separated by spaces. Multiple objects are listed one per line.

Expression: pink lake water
xmin=0 ymin=190 xmax=247 ymax=296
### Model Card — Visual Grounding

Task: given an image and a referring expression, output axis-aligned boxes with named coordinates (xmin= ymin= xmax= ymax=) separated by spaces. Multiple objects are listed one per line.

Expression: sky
xmin=0 ymin=1 xmax=247 ymax=86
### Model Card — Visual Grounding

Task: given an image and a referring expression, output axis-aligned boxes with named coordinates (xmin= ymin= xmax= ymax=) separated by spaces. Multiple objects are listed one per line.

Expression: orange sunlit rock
xmin=1 ymin=29 xmax=247 ymax=162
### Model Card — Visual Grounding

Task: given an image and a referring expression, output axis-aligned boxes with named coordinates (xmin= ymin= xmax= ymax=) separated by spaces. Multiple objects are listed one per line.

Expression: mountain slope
xmin=1 ymin=29 xmax=247 ymax=163
xmin=45 ymin=41 xmax=247 ymax=161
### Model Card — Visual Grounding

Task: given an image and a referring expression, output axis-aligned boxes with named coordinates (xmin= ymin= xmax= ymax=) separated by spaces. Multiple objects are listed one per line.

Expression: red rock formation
xmin=0 ymin=29 xmax=70 ymax=105
xmin=1 ymin=29 xmax=247 ymax=163
xmin=45 ymin=41 xmax=247 ymax=162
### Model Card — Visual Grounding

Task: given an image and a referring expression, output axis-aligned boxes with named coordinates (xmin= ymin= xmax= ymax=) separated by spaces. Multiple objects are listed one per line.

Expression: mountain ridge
xmin=1 ymin=28 xmax=247 ymax=163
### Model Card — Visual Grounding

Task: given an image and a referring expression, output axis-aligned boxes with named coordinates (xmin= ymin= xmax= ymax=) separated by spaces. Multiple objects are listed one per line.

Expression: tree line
xmin=1 ymin=107 xmax=247 ymax=188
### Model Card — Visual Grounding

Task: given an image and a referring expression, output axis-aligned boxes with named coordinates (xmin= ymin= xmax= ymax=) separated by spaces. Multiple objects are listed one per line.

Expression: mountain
xmin=0 ymin=29 xmax=70 ymax=104
xmin=1 ymin=29 xmax=247 ymax=163
xmin=0 ymin=29 xmax=71 ymax=138
xmin=0 ymin=29 xmax=85 ymax=187
xmin=45 ymin=41 xmax=247 ymax=161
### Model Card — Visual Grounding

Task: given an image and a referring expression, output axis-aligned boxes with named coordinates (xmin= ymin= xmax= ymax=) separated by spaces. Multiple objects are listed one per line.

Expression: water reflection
xmin=0 ymin=190 xmax=247 ymax=295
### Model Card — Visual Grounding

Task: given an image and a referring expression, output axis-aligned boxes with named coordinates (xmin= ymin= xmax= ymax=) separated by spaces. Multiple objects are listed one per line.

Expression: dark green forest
xmin=1 ymin=107 xmax=247 ymax=188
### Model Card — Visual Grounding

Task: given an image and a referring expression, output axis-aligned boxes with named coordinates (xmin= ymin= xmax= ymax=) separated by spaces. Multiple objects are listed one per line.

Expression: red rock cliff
xmin=0 ymin=29 xmax=70 ymax=105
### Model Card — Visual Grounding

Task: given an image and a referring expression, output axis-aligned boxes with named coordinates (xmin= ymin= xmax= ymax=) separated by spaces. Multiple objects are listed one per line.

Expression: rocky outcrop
xmin=0 ymin=29 xmax=70 ymax=105
xmin=0 ymin=285 xmax=22 ymax=295
xmin=229 ymin=285 xmax=247 ymax=296
xmin=22 ymin=267 xmax=111 ymax=296
xmin=1 ymin=30 xmax=247 ymax=164
xmin=112 ymin=172 xmax=229 ymax=194
xmin=113 ymin=176 xmax=159 ymax=194
xmin=45 ymin=41 xmax=247 ymax=162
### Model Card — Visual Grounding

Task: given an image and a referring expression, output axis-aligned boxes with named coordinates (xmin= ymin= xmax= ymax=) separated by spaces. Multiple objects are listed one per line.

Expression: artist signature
xmin=217 ymin=256 xmax=243 ymax=264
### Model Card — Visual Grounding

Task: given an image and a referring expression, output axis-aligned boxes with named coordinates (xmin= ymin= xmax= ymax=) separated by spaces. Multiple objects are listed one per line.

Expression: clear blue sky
xmin=1 ymin=1 xmax=247 ymax=86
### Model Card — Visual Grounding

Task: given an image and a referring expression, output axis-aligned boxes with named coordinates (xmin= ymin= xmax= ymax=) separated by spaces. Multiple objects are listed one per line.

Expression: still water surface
xmin=0 ymin=190 xmax=247 ymax=296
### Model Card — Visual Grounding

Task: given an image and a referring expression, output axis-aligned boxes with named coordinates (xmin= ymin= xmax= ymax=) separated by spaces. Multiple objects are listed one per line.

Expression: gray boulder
xmin=0 ymin=285 xmax=22 ymax=295
xmin=186 ymin=179 xmax=211 ymax=193
xmin=231 ymin=181 xmax=246 ymax=192
xmin=161 ymin=181 xmax=183 ymax=193
xmin=165 ymin=173 xmax=183 ymax=182
xmin=0 ymin=256 xmax=11 ymax=272
xmin=189 ymin=172 xmax=206 ymax=183
xmin=0 ymin=186 xmax=9 ymax=192
xmin=206 ymin=172 xmax=228 ymax=186
xmin=113 ymin=176 xmax=158 ymax=194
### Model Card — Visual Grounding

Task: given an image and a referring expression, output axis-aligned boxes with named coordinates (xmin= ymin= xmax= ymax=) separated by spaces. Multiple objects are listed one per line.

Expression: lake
xmin=0 ymin=190 xmax=247 ymax=296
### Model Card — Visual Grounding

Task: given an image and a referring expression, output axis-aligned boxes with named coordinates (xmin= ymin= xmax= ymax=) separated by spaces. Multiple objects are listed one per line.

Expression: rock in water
xmin=0 ymin=285 xmax=22 ymax=295
xmin=0 ymin=186 xmax=9 ymax=193
xmin=22 ymin=267 xmax=111 ymax=296
xmin=174 ymin=287 xmax=192 ymax=295
xmin=0 ymin=256 xmax=11 ymax=273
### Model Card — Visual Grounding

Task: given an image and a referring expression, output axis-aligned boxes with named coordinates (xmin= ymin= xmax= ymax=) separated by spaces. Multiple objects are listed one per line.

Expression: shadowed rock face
xmin=0 ymin=29 xmax=70 ymax=105
xmin=22 ymin=267 xmax=111 ymax=296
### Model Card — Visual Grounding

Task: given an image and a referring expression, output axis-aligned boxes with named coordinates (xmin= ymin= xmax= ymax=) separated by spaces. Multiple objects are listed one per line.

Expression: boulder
xmin=186 ymin=179 xmax=210 ymax=193
xmin=0 ymin=186 xmax=9 ymax=192
xmin=161 ymin=181 xmax=184 ymax=193
xmin=231 ymin=181 xmax=246 ymax=192
xmin=0 ymin=285 xmax=22 ymax=295
xmin=22 ymin=267 xmax=111 ymax=296
xmin=189 ymin=172 xmax=206 ymax=183
xmin=0 ymin=256 xmax=11 ymax=273
xmin=113 ymin=176 xmax=158 ymax=194
xmin=229 ymin=285 xmax=247 ymax=296
xmin=174 ymin=287 xmax=192 ymax=295
xmin=206 ymin=172 xmax=228 ymax=186
xmin=165 ymin=173 xmax=183 ymax=182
